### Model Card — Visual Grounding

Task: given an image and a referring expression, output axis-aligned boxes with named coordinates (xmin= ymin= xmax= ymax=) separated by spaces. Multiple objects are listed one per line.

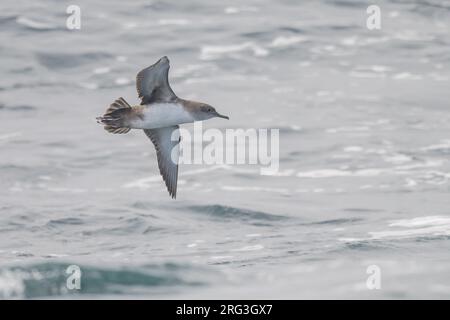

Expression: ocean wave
xmin=221 ymin=185 xmax=291 ymax=193
xmin=296 ymin=168 xmax=390 ymax=178
xmin=15 ymin=16 xmax=57 ymax=31
xmin=0 ymin=262 xmax=212 ymax=299
xmin=421 ymin=140 xmax=450 ymax=154
xmin=339 ymin=215 xmax=450 ymax=244
xmin=185 ymin=204 xmax=288 ymax=223
xmin=0 ymin=14 xmax=16 ymax=26
xmin=0 ymin=132 xmax=23 ymax=142
xmin=36 ymin=52 xmax=112 ymax=69
xmin=123 ymin=165 xmax=256 ymax=190
xmin=309 ymin=217 xmax=363 ymax=225
xmin=46 ymin=218 xmax=85 ymax=226
xmin=80 ymin=217 xmax=149 ymax=236
xmin=0 ymin=103 xmax=36 ymax=112
xmin=269 ymin=35 xmax=308 ymax=48
xmin=200 ymin=42 xmax=269 ymax=60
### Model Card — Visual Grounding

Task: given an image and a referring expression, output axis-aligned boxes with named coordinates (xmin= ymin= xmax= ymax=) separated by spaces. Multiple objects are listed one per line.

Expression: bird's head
xmin=194 ymin=103 xmax=229 ymax=121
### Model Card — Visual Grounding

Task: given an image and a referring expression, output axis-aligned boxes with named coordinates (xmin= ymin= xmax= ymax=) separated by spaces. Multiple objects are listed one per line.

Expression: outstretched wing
xmin=144 ymin=126 xmax=180 ymax=199
xmin=136 ymin=56 xmax=177 ymax=105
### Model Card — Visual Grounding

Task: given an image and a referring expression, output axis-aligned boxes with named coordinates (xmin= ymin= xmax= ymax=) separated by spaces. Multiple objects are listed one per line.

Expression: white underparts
xmin=130 ymin=103 xmax=195 ymax=129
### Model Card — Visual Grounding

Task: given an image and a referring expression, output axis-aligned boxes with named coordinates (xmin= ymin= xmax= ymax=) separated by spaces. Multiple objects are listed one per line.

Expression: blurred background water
xmin=1 ymin=0 xmax=450 ymax=299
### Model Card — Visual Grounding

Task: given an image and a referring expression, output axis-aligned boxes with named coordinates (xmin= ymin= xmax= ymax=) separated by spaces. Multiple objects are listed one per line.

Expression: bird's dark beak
xmin=215 ymin=112 xmax=229 ymax=120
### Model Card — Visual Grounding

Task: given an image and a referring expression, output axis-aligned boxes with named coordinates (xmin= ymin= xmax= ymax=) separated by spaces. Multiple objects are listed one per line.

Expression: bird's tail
xmin=96 ymin=97 xmax=132 ymax=134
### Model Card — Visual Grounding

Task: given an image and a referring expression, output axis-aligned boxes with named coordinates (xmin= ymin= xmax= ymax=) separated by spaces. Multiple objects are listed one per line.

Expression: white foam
xmin=115 ymin=78 xmax=131 ymax=85
xmin=0 ymin=132 xmax=22 ymax=141
xmin=392 ymin=72 xmax=422 ymax=80
xmin=343 ymin=146 xmax=363 ymax=152
xmin=342 ymin=36 xmax=389 ymax=47
xmin=394 ymin=30 xmax=434 ymax=41
xmin=224 ymin=6 xmax=258 ymax=14
xmin=172 ymin=64 xmax=208 ymax=78
xmin=210 ymin=256 xmax=234 ymax=260
xmin=404 ymin=178 xmax=417 ymax=187
xmin=338 ymin=237 xmax=360 ymax=242
xmin=297 ymin=168 xmax=389 ymax=178
xmin=16 ymin=16 xmax=55 ymax=30
xmin=115 ymin=56 xmax=127 ymax=62
xmin=395 ymin=160 xmax=443 ymax=171
xmin=383 ymin=154 xmax=412 ymax=164
xmin=224 ymin=7 xmax=239 ymax=14
xmin=47 ymin=187 xmax=87 ymax=194
xmin=389 ymin=216 xmax=450 ymax=228
xmin=158 ymin=19 xmax=190 ymax=26
xmin=270 ymin=36 xmax=307 ymax=48
xmin=416 ymin=171 xmax=450 ymax=185
xmin=122 ymin=22 xmax=137 ymax=29
xmin=261 ymin=169 xmax=295 ymax=177
xmin=234 ymin=245 xmax=264 ymax=251
xmin=350 ymin=71 xmax=386 ymax=79
xmin=421 ymin=140 xmax=450 ymax=152
xmin=299 ymin=61 xmax=311 ymax=67
xmin=200 ymin=42 xmax=269 ymax=60
xmin=369 ymin=224 xmax=450 ymax=239
xmin=221 ymin=185 xmax=289 ymax=193
xmin=246 ymin=234 xmax=261 ymax=238
xmin=429 ymin=73 xmax=449 ymax=81
xmin=342 ymin=216 xmax=450 ymax=242
xmin=124 ymin=165 xmax=231 ymax=189
xmin=272 ymin=87 xmax=295 ymax=94
xmin=0 ymin=270 xmax=25 ymax=299
xmin=370 ymin=65 xmax=391 ymax=72
xmin=326 ymin=126 xmax=370 ymax=133
xmin=297 ymin=169 xmax=350 ymax=178
xmin=354 ymin=65 xmax=392 ymax=74
xmin=93 ymin=67 xmax=110 ymax=74
xmin=78 ymin=82 xmax=98 ymax=90
xmin=389 ymin=11 xmax=400 ymax=18
xmin=365 ymin=169 xmax=388 ymax=177
xmin=45 ymin=253 xmax=68 ymax=258
xmin=340 ymin=37 xmax=358 ymax=46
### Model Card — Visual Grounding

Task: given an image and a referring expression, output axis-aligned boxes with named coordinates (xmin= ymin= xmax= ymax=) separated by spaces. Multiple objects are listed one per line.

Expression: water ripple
xmin=186 ymin=204 xmax=288 ymax=223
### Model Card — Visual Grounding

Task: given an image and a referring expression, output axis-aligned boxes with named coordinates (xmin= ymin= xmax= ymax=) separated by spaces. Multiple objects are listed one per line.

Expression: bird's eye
xmin=207 ymin=108 xmax=212 ymax=112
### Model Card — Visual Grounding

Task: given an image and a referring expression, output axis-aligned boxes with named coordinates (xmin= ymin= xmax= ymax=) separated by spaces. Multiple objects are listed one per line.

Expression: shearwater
xmin=97 ymin=56 xmax=229 ymax=198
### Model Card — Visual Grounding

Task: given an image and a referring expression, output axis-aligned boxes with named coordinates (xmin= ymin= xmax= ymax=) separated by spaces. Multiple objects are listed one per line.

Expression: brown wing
xmin=136 ymin=56 xmax=177 ymax=105
xmin=143 ymin=126 xmax=180 ymax=199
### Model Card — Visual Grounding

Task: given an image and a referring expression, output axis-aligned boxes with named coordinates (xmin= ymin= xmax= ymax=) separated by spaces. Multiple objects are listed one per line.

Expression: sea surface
xmin=1 ymin=0 xmax=450 ymax=299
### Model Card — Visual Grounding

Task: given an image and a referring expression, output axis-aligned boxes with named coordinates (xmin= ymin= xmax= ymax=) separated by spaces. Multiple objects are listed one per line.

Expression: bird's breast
xmin=130 ymin=103 xmax=194 ymax=129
